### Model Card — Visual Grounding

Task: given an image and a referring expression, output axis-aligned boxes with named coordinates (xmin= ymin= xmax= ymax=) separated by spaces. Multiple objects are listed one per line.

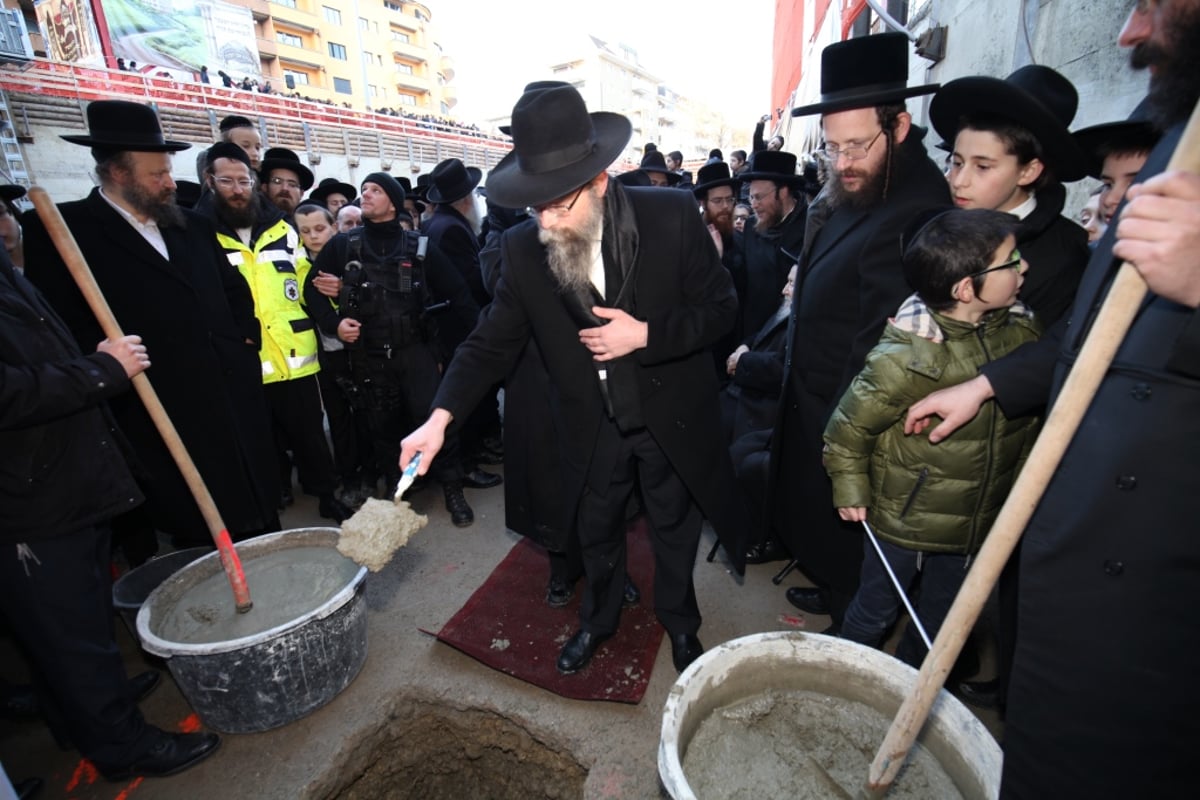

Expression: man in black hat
xmin=633 ymin=150 xmax=680 ymax=188
xmin=259 ymin=147 xmax=314 ymax=218
xmin=692 ymin=161 xmax=745 ymax=379
xmin=400 ymin=83 xmax=745 ymax=675
xmin=303 ymin=172 xmax=480 ymax=526
xmin=24 ymin=100 xmax=282 ymax=549
xmin=308 ymin=176 xmax=357 ymax=214
xmin=771 ymin=32 xmax=950 ymax=627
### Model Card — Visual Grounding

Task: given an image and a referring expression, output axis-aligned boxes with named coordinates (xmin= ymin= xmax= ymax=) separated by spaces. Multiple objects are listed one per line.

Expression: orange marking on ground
xmin=66 ymin=759 xmax=98 ymax=791
xmin=114 ymin=776 xmax=144 ymax=799
xmin=177 ymin=713 xmax=202 ymax=732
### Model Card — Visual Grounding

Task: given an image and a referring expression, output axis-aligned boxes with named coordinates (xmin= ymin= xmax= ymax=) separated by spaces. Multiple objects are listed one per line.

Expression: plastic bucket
xmin=136 ymin=528 xmax=368 ymax=734
xmin=112 ymin=547 xmax=211 ymax=644
xmin=659 ymin=631 xmax=1001 ymax=799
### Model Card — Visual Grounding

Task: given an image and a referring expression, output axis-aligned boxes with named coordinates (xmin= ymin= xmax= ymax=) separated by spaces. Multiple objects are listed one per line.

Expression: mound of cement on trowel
xmin=338 ymin=498 xmax=427 ymax=572
xmin=682 ymin=688 xmax=962 ymax=799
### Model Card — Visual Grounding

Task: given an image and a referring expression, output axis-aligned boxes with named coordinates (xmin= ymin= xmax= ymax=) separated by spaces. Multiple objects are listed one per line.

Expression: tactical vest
xmin=216 ymin=219 xmax=319 ymax=384
xmin=338 ymin=228 xmax=432 ymax=355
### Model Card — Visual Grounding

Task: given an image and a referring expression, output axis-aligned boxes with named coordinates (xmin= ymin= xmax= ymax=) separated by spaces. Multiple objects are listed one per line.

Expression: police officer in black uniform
xmin=303 ymin=172 xmax=480 ymax=526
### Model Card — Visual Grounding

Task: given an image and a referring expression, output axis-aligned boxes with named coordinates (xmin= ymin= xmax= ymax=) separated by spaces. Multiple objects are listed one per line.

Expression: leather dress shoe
xmin=318 ymin=494 xmax=352 ymax=523
xmin=95 ymin=729 xmax=221 ymax=781
xmin=623 ymin=576 xmax=640 ymax=607
xmin=785 ymin=586 xmax=831 ymax=616
xmin=958 ymin=678 xmax=1006 ymax=711
xmin=744 ymin=539 xmax=788 ymax=565
xmin=546 ymin=578 xmax=574 ymax=608
xmin=669 ymin=633 xmax=704 ymax=672
xmin=127 ymin=670 xmax=161 ymax=703
xmin=443 ymin=482 xmax=474 ymax=527
xmin=461 ymin=468 xmax=503 ymax=489
xmin=557 ymin=630 xmax=608 ymax=674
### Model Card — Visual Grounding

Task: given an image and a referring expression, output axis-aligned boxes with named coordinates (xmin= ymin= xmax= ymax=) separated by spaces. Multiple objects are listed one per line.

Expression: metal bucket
xmin=659 ymin=631 xmax=1001 ymax=799
xmin=136 ymin=528 xmax=367 ymax=734
xmin=112 ymin=547 xmax=211 ymax=644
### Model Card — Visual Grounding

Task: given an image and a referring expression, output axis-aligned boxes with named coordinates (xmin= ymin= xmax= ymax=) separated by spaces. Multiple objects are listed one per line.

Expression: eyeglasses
xmin=214 ymin=176 xmax=254 ymax=190
xmin=707 ymin=196 xmax=737 ymax=206
xmin=526 ymin=183 xmax=588 ymax=219
xmin=970 ymin=251 xmax=1024 ymax=278
xmin=269 ymin=176 xmax=302 ymax=190
xmin=818 ymin=129 xmax=885 ymax=163
xmin=748 ymin=187 xmax=779 ymax=204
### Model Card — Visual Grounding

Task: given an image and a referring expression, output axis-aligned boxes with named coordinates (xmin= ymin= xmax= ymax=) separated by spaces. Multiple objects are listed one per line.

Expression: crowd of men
xmin=2 ymin=1 xmax=1197 ymax=795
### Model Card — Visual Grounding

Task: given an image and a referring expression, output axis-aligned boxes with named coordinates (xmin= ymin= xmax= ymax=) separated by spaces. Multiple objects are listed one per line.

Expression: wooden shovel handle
xmin=866 ymin=99 xmax=1200 ymax=795
xmin=29 ymin=187 xmax=253 ymax=614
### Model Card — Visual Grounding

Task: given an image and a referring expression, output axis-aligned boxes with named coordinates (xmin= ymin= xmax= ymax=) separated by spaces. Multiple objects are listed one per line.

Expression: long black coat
xmin=421 ymin=205 xmax=489 ymax=311
xmin=771 ymin=131 xmax=951 ymax=605
xmin=23 ymin=190 xmax=280 ymax=541
xmin=723 ymin=303 xmax=789 ymax=442
xmin=435 ymin=185 xmax=746 ymax=569
xmin=739 ymin=203 xmax=805 ymax=343
xmin=995 ymin=121 xmax=1200 ymax=798
xmin=1014 ymin=181 xmax=1089 ymax=326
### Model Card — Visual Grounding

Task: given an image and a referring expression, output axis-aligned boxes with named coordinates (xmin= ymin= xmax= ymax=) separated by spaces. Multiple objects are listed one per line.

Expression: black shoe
xmin=557 ymin=630 xmax=608 ymax=674
xmin=318 ymin=494 xmax=352 ymax=523
xmin=669 ymin=633 xmax=704 ymax=672
xmin=958 ymin=678 xmax=1006 ymax=711
xmin=95 ymin=730 xmax=221 ymax=781
xmin=546 ymin=578 xmax=574 ymax=608
xmin=744 ymin=539 xmax=788 ymax=565
xmin=443 ymin=482 xmax=474 ymax=527
xmin=1 ymin=683 xmax=39 ymax=721
xmin=127 ymin=670 xmax=161 ymax=703
xmin=785 ymin=586 xmax=831 ymax=615
xmin=623 ymin=576 xmax=640 ymax=607
xmin=461 ymin=469 xmax=503 ymax=489
xmin=13 ymin=777 xmax=42 ymax=800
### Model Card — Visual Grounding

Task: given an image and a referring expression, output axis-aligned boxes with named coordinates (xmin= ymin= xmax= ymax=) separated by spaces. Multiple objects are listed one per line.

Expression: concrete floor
xmin=0 ymin=471 xmax=1001 ymax=799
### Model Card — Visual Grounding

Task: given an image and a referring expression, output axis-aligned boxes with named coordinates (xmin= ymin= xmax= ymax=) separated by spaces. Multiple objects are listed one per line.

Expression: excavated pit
xmin=327 ymin=701 xmax=587 ymax=799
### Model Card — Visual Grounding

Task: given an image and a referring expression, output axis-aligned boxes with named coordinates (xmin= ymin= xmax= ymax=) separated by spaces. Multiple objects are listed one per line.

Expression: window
xmin=384 ymin=1 xmax=402 ymax=11
xmin=273 ymin=0 xmax=297 ymax=8
xmin=391 ymin=30 xmax=409 ymax=43
xmin=333 ymin=77 xmax=352 ymax=94
xmin=359 ymin=16 xmax=368 ymax=30
xmin=368 ymin=84 xmax=378 ymax=97
xmin=276 ymin=31 xmax=303 ymax=47
xmin=323 ymin=6 xmax=341 ymax=24
xmin=328 ymin=42 xmax=347 ymax=60
xmin=395 ymin=62 xmax=412 ymax=75
xmin=398 ymin=93 xmax=416 ymax=106
xmin=363 ymin=50 xmax=373 ymax=64
xmin=283 ymin=69 xmax=309 ymax=86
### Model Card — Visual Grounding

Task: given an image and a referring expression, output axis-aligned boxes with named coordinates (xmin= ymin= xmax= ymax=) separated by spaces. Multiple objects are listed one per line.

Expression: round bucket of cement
xmin=136 ymin=527 xmax=368 ymax=734
xmin=659 ymin=631 xmax=1001 ymax=799
xmin=112 ymin=547 xmax=211 ymax=644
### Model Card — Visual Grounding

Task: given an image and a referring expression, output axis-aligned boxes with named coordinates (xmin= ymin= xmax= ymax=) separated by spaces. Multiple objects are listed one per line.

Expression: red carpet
xmin=424 ymin=519 xmax=663 ymax=703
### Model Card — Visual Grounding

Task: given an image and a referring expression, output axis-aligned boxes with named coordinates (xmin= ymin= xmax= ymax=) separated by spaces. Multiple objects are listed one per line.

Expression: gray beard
xmin=122 ymin=183 xmax=185 ymax=229
xmin=538 ymin=192 xmax=603 ymax=294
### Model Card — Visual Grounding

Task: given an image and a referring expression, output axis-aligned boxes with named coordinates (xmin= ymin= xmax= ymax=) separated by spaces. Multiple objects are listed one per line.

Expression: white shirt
xmin=588 ymin=239 xmax=605 ymax=298
xmin=1009 ymin=193 xmax=1037 ymax=221
xmin=99 ymin=187 xmax=169 ymax=261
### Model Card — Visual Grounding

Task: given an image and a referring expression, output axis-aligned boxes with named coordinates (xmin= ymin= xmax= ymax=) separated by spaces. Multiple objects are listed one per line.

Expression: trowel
xmin=393 ymin=452 xmax=423 ymax=502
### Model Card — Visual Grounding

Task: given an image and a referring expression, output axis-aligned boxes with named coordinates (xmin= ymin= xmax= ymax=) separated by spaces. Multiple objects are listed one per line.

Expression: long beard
xmin=705 ymin=208 xmax=734 ymax=238
xmin=122 ymin=181 xmax=184 ymax=229
xmin=215 ymin=192 xmax=258 ymax=229
xmin=827 ymin=150 xmax=889 ymax=212
xmin=1130 ymin=4 xmax=1200 ymax=131
xmin=538 ymin=190 xmax=603 ymax=293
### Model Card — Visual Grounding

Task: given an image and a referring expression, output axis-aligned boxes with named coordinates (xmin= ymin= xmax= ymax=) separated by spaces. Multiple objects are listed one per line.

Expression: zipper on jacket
xmin=899 ymin=467 xmax=929 ymax=519
xmin=969 ymin=327 xmax=997 ymax=551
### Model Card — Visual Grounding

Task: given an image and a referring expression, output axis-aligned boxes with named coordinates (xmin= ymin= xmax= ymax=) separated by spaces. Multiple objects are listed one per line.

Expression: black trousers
xmin=576 ymin=420 xmax=702 ymax=637
xmin=0 ymin=525 xmax=156 ymax=765
xmin=317 ymin=348 xmax=375 ymax=486
xmin=265 ymin=374 xmax=337 ymax=496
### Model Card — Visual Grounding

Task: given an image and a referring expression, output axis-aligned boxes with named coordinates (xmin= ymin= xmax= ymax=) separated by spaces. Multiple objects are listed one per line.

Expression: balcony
xmin=440 ymin=83 xmax=457 ymax=109
xmin=256 ymin=37 xmax=278 ymax=60
xmin=276 ymin=41 xmax=323 ymax=71
xmin=395 ymin=73 xmax=430 ymax=94
xmin=234 ymin=0 xmax=272 ymax=21
xmin=391 ymin=40 xmax=426 ymax=62
xmin=269 ymin=3 xmax=321 ymax=33
xmin=439 ymin=54 xmax=454 ymax=81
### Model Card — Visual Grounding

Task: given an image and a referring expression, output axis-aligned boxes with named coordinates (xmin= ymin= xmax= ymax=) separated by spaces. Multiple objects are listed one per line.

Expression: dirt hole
xmin=328 ymin=701 xmax=587 ymax=799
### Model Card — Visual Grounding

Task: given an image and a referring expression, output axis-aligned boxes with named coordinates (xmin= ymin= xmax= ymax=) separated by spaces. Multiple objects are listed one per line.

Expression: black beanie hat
xmin=362 ymin=171 xmax=406 ymax=213
xmin=206 ymin=141 xmax=253 ymax=172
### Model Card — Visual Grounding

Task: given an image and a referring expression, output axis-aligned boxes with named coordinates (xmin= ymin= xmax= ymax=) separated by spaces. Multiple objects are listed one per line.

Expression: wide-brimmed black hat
xmin=258 ymin=147 xmax=314 ymax=190
xmin=426 ymin=157 xmax=482 ymax=204
xmin=930 ymin=65 xmax=1088 ymax=182
xmin=396 ymin=177 xmax=426 ymax=212
xmin=414 ymin=174 xmax=432 ymax=200
xmin=792 ymin=33 xmax=938 ymax=118
xmin=1071 ymin=118 xmax=1160 ymax=181
xmin=61 ymin=100 xmax=191 ymax=152
xmin=738 ymin=150 xmax=804 ymax=187
xmin=308 ymin=177 xmax=357 ymax=207
xmin=499 ymin=80 xmax=572 ymax=135
xmin=615 ymin=169 xmax=651 ymax=187
xmin=692 ymin=161 xmax=739 ymax=197
xmin=638 ymin=150 xmax=680 ymax=186
xmin=486 ymin=84 xmax=632 ymax=209
xmin=0 ymin=184 xmax=26 ymax=204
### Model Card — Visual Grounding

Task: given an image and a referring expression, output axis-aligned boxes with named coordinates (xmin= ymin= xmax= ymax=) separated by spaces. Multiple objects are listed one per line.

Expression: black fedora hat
xmin=615 ymin=169 xmax=651 ymax=187
xmin=61 ymin=100 xmax=191 ymax=152
xmin=0 ymin=184 xmax=26 ymax=204
xmin=738 ymin=150 xmax=803 ymax=187
xmin=1072 ymin=119 xmax=1160 ymax=181
xmin=499 ymin=80 xmax=573 ymax=135
xmin=692 ymin=161 xmax=739 ymax=197
xmin=258 ymin=147 xmax=315 ymax=190
xmin=396 ymin=177 xmax=426 ymax=212
xmin=414 ymin=173 xmax=432 ymax=200
xmin=426 ymin=157 xmax=482 ymax=204
xmin=638 ymin=150 xmax=680 ymax=186
xmin=930 ymin=65 xmax=1089 ymax=182
xmin=308 ymin=176 xmax=357 ymax=206
xmin=486 ymin=84 xmax=632 ymax=209
xmin=791 ymin=33 xmax=938 ymax=118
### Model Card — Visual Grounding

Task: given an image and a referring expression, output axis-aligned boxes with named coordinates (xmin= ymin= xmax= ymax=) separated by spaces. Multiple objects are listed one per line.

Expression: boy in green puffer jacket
xmin=822 ymin=208 xmax=1041 ymax=667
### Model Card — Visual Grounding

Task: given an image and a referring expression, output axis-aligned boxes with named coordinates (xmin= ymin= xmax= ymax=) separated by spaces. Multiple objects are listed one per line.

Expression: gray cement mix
xmin=338 ymin=498 xmax=428 ymax=572
xmin=156 ymin=547 xmax=361 ymax=644
xmin=682 ymin=689 xmax=962 ymax=799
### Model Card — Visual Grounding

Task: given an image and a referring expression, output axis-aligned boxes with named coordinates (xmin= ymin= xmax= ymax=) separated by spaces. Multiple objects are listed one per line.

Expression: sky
xmin=433 ymin=0 xmax=777 ymax=128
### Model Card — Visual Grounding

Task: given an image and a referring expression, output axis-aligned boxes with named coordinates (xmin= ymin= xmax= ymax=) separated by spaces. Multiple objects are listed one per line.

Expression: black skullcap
xmin=206 ymin=141 xmax=253 ymax=171
xmin=219 ymin=115 xmax=255 ymax=133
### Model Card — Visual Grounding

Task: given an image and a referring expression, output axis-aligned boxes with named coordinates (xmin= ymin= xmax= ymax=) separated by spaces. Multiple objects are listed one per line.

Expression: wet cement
xmin=338 ymin=498 xmax=427 ymax=572
xmin=682 ymin=688 xmax=962 ymax=799
xmin=156 ymin=546 xmax=361 ymax=645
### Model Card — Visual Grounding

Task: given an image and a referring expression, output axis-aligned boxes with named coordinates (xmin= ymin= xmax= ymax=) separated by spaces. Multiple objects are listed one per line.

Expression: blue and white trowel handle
xmin=393 ymin=452 xmax=422 ymax=502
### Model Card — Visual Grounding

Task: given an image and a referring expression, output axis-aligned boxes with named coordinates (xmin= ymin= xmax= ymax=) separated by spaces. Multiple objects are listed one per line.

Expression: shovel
xmin=30 ymin=187 xmax=253 ymax=614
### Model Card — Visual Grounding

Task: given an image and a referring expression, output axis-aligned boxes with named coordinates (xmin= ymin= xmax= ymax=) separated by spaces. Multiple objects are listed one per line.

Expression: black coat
xmin=434 ymin=184 xmax=746 ymax=568
xmin=771 ymin=130 xmax=952 ymax=600
xmin=23 ymin=190 xmax=280 ymax=541
xmin=0 ymin=254 xmax=143 ymax=542
xmin=421 ymin=205 xmax=489 ymax=310
xmin=723 ymin=303 xmax=789 ymax=442
xmin=739 ymin=202 xmax=805 ymax=343
xmin=996 ymin=121 xmax=1200 ymax=798
xmin=1014 ymin=181 xmax=1089 ymax=326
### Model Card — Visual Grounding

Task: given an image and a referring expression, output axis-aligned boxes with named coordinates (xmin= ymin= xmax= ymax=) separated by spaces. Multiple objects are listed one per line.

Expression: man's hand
xmin=338 ymin=318 xmax=361 ymax=343
xmin=1113 ymin=170 xmax=1200 ymax=308
xmin=399 ymin=409 xmax=452 ymax=477
xmin=726 ymin=344 xmax=749 ymax=375
xmin=97 ymin=335 xmax=150 ymax=379
xmin=580 ymin=307 xmax=648 ymax=361
xmin=312 ymin=271 xmax=342 ymax=299
xmin=838 ymin=507 xmax=867 ymax=522
xmin=707 ymin=223 xmax=724 ymax=257
xmin=904 ymin=374 xmax=995 ymax=443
